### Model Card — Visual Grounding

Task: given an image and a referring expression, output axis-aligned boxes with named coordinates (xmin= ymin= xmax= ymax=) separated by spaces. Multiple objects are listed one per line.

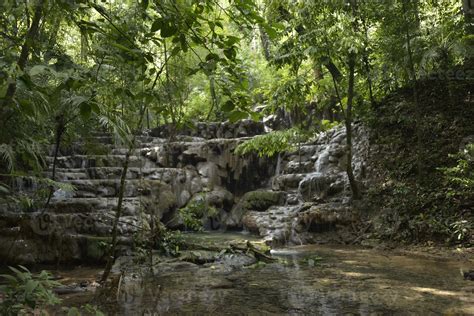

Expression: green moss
xmin=240 ymin=190 xmax=285 ymax=212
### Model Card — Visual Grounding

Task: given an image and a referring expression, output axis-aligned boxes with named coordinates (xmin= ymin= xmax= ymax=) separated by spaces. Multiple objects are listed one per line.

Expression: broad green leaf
xmin=222 ymin=100 xmax=235 ymax=112
xmin=263 ymin=23 xmax=278 ymax=39
xmin=161 ymin=22 xmax=177 ymax=38
xmin=225 ymin=36 xmax=240 ymax=46
xmin=228 ymin=110 xmax=248 ymax=122
xmin=151 ymin=19 xmax=162 ymax=33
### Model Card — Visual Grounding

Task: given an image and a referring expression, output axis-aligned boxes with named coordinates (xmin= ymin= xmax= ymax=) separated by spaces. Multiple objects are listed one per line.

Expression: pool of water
xmin=74 ymin=233 xmax=471 ymax=315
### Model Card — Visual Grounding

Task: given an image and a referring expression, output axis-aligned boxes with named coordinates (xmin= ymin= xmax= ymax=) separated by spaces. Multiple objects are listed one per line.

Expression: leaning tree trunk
xmin=101 ymin=106 xmax=147 ymax=283
xmin=100 ymin=145 xmax=132 ymax=283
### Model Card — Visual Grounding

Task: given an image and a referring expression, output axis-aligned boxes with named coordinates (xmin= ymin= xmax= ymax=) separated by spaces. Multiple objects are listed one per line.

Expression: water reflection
xmin=106 ymin=241 xmax=472 ymax=315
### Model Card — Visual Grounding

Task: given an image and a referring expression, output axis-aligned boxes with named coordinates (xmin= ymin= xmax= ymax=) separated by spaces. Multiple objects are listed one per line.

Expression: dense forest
xmin=0 ymin=0 xmax=473 ymax=315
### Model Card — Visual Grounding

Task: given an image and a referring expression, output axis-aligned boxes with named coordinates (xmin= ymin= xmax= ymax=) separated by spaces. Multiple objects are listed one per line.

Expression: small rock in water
xmin=463 ymin=270 xmax=474 ymax=281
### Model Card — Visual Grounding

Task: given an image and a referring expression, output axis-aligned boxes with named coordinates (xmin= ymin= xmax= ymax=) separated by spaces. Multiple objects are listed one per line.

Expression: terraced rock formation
xmin=0 ymin=121 xmax=370 ymax=263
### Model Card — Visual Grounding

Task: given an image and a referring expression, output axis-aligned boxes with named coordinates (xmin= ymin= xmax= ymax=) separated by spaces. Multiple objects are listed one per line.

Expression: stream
xmin=56 ymin=233 xmax=473 ymax=315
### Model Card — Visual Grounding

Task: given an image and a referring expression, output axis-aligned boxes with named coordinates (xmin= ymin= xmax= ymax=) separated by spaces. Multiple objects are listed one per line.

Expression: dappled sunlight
xmin=411 ymin=286 xmax=462 ymax=297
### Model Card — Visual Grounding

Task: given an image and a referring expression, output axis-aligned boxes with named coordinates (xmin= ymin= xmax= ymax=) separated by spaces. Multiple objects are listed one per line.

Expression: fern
xmin=0 ymin=144 xmax=15 ymax=172
xmin=98 ymin=113 xmax=133 ymax=146
xmin=234 ymin=128 xmax=301 ymax=158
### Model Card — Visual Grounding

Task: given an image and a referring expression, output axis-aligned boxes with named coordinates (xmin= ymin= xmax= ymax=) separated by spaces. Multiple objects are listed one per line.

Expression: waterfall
xmin=274 ymin=153 xmax=281 ymax=177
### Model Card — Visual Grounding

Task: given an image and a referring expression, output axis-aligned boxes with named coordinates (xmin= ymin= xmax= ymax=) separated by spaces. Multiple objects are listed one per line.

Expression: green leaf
xmin=80 ymin=102 xmax=92 ymax=120
xmin=263 ymin=23 xmax=278 ymax=39
xmin=228 ymin=110 xmax=248 ymax=122
xmin=0 ymin=183 xmax=9 ymax=194
xmin=161 ymin=22 xmax=177 ymax=38
xmin=110 ymin=42 xmax=135 ymax=54
xmin=151 ymin=19 xmax=162 ymax=33
xmin=90 ymin=102 xmax=100 ymax=114
xmin=206 ymin=53 xmax=220 ymax=62
xmin=222 ymin=100 xmax=235 ymax=112
xmin=225 ymin=36 xmax=240 ymax=46
xmin=25 ymin=279 xmax=39 ymax=294
xmin=67 ymin=307 xmax=81 ymax=316
xmin=223 ymin=47 xmax=236 ymax=60
xmin=0 ymin=274 xmax=18 ymax=283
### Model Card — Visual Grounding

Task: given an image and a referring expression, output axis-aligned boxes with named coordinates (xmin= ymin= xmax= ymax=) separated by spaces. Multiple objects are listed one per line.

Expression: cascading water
xmin=240 ymin=124 xmax=369 ymax=246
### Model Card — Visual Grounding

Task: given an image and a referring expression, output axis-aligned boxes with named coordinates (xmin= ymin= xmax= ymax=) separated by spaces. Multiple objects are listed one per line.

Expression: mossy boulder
xmin=223 ymin=190 xmax=286 ymax=228
xmin=239 ymin=190 xmax=286 ymax=212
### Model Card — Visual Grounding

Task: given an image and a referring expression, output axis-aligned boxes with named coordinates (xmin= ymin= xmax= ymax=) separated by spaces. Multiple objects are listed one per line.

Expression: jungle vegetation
xmin=0 ymin=0 xmax=473 ymax=261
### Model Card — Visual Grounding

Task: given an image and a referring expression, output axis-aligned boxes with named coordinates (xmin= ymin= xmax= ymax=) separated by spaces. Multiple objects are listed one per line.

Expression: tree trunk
xmin=206 ymin=76 xmax=218 ymax=120
xmin=345 ymin=53 xmax=361 ymax=200
xmin=101 ymin=105 xmax=147 ymax=283
xmin=100 ymin=146 xmax=132 ymax=283
xmin=1 ymin=0 xmax=45 ymax=111
xmin=258 ymin=26 xmax=271 ymax=61
xmin=402 ymin=0 xmax=423 ymax=178
xmin=43 ymin=116 xmax=66 ymax=211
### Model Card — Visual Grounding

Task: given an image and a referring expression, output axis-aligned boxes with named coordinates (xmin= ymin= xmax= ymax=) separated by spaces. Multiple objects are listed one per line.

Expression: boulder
xmin=223 ymin=190 xmax=286 ymax=228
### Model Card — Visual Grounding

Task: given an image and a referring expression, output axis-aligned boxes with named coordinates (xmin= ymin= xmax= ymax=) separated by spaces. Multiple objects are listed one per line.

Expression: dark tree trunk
xmin=43 ymin=116 xmax=66 ymax=210
xmin=345 ymin=53 xmax=361 ymax=200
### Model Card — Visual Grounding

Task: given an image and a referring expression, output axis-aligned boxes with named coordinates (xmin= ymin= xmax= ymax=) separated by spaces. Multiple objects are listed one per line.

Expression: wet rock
xmin=218 ymin=253 xmax=257 ymax=267
xmin=272 ymin=174 xmax=305 ymax=191
xmin=294 ymin=204 xmax=356 ymax=234
xmin=298 ymin=173 xmax=344 ymax=202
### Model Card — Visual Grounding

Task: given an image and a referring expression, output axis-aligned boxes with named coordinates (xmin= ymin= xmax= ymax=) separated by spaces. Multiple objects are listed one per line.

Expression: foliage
xmin=442 ymin=143 xmax=474 ymax=198
xmin=0 ymin=266 xmax=60 ymax=315
xmin=178 ymin=195 xmax=218 ymax=231
xmin=0 ymin=0 xmax=472 ymax=250
xmin=157 ymin=230 xmax=185 ymax=257
xmin=235 ymin=128 xmax=304 ymax=158
xmin=62 ymin=304 xmax=105 ymax=316
xmin=366 ymin=75 xmax=474 ymax=245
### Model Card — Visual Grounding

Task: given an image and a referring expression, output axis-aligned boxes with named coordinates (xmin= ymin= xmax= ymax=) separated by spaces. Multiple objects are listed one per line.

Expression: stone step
xmin=47 ymin=167 xmax=194 ymax=182
xmin=45 ymin=155 xmax=151 ymax=169
xmin=60 ymin=179 xmax=162 ymax=198
xmin=44 ymin=171 xmax=89 ymax=181
xmin=48 ymin=197 xmax=142 ymax=214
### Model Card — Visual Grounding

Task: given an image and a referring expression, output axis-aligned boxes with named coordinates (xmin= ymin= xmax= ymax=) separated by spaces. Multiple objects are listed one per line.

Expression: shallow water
xmin=60 ymin=233 xmax=474 ymax=315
